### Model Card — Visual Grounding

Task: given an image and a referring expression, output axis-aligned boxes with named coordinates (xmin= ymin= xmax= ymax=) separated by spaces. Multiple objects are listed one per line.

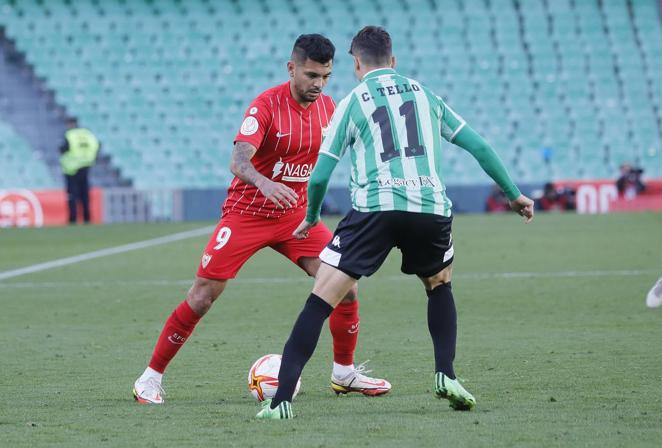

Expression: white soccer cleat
xmin=646 ymin=277 xmax=662 ymax=309
xmin=133 ymin=377 xmax=165 ymax=404
xmin=331 ymin=361 xmax=391 ymax=396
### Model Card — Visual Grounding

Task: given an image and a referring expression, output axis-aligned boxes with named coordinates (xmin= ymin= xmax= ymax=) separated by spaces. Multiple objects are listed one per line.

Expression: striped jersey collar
xmin=362 ymin=68 xmax=396 ymax=81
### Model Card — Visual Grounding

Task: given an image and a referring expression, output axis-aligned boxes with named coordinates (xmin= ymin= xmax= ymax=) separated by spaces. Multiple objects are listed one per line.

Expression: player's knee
xmin=340 ymin=284 xmax=358 ymax=303
xmin=187 ymin=278 xmax=226 ymax=315
xmin=186 ymin=292 xmax=214 ymax=316
xmin=421 ymin=265 xmax=453 ymax=290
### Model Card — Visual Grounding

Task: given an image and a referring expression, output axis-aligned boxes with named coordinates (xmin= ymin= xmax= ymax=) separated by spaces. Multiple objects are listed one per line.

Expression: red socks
xmin=148 ymin=300 xmax=201 ymax=373
xmin=329 ymin=300 xmax=360 ymax=366
xmin=148 ymin=299 xmax=358 ymax=373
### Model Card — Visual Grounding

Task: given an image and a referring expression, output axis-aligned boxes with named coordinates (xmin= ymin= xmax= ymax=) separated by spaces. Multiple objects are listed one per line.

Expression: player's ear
xmin=390 ymin=55 xmax=396 ymax=69
xmin=287 ymin=60 xmax=295 ymax=78
xmin=353 ymin=56 xmax=362 ymax=81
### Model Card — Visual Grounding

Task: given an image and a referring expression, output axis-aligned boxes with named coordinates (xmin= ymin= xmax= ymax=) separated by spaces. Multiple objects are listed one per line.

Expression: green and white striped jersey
xmin=319 ymin=68 xmax=466 ymax=217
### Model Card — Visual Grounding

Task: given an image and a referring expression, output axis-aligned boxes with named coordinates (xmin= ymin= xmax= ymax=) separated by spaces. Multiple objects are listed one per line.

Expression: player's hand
xmin=293 ymin=219 xmax=316 ymax=240
xmin=256 ymin=178 xmax=299 ymax=209
xmin=510 ymin=194 xmax=534 ymax=223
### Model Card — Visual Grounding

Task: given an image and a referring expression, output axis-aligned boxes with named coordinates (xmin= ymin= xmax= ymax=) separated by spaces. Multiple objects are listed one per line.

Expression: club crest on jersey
xmin=271 ymin=159 xmax=313 ymax=182
xmin=201 ymin=253 xmax=212 ymax=268
xmin=240 ymin=116 xmax=259 ymax=136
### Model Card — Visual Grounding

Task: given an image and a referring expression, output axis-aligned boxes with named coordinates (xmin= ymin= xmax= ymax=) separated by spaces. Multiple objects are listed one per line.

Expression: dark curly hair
xmin=291 ymin=34 xmax=335 ymax=64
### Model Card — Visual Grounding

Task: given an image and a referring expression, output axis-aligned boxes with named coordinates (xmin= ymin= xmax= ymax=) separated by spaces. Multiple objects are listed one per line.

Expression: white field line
xmin=0 ymin=269 xmax=658 ymax=289
xmin=0 ymin=225 xmax=215 ymax=281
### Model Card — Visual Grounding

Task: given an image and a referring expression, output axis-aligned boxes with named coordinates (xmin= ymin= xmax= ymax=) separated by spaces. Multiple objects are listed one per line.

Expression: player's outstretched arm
xmin=453 ymin=126 xmax=534 ymax=223
xmin=294 ymin=93 xmax=352 ymax=238
xmin=230 ymin=141 xmax=298 ymax=209
xmin=293 ymin=154 xmax=338 ymax=239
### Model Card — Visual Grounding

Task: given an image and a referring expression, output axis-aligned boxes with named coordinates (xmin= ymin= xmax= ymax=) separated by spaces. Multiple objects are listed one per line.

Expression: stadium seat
xmin=0 ymin=121 xmax=58 ymax=189
xmin=0 ymin=0 xmax=660 ymax=189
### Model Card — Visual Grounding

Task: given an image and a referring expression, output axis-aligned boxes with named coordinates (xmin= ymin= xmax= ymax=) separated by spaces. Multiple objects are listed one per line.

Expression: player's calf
xmin=132 ymin=278 xmax=226 ymax=404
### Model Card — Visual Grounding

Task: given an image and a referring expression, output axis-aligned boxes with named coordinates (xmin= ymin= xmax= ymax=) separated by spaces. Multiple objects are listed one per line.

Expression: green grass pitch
xmin=1 ymin=212 xmax=661 ymax=447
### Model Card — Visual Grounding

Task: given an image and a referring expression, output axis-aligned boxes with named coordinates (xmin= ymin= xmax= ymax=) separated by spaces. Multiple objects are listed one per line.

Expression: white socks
xmin=332 ymin=362 xmax=355 ymax=378
xmin=139 ymin=366 xmax=163 ymax=384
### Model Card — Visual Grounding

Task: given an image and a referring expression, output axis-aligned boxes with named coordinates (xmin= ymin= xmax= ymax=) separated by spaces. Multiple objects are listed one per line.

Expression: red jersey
xmin=223 ymin=82 xmax=335 ymax=219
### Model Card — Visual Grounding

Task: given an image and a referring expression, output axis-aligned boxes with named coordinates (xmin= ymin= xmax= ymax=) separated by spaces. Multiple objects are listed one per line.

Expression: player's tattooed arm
xmin=230 ymin=142 xmax=261 ymax=185
xmin=230 ymin=142 xmax=299 ymax=209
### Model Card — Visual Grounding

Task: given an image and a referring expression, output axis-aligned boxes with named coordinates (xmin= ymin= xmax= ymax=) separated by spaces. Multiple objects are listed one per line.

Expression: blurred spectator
xmin=59 ymin=118 xmax=100 ymax=224
xmin=616 ymin=163 xmax=645 ymax=200
xmin=538 ymin=182 xmax=576 ymax=211
xmin=560 ymin=186 xmax=576 ymax=210
xmin=485 ymin=185 xmax=510 ymax=213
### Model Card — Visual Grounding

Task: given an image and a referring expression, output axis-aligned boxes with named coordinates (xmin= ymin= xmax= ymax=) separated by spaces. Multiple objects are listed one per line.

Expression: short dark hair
xmin=349 ymin=26 xmax=392 ymax=66
xmin=291 ymin=34 xmax=335 ymax=64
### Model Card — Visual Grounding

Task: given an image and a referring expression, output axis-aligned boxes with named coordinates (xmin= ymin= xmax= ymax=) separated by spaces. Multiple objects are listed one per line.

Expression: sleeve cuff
xmin=504 ymin=186 xmax=521 ymax=201
xmin=448 ymin=122 xmax=466 ymax=143
xmin=306 ymin=208 xmax=320 ymax=223
xmin=319 ymin=151 xmax=340 ymax=161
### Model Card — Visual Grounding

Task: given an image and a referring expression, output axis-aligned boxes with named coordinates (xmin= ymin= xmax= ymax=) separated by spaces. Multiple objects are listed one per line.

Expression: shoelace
xmin=145 ymin=377 xmax=166 ymax=398
xmin=353 ymin=360 xmax=373 ymax=379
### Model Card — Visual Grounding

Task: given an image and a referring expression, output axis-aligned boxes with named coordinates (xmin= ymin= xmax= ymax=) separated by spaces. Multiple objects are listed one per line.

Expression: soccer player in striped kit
xmin=258 ymin=26 xmax=534 ymax=419
xmin=133 ymin=34 xmax=390 ymax=404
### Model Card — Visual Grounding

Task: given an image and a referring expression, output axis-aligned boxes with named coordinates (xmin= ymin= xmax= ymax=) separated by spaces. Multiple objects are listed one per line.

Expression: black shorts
xmin=319 ymin=210 xmax=454 ymax=279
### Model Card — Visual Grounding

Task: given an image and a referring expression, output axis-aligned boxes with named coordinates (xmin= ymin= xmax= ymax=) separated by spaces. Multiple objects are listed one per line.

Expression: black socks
xmin=426 ymin=282 xmax=457 ymax=379
xmin=272 ymin=283 xmax=457 ymax=409
xmin=271 ymin=294 xmax=334 ymax=408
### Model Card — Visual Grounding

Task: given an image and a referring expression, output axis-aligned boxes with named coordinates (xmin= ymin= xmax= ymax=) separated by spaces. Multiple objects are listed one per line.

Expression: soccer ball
xmin=247 ymin=354 xmax=301 ymax=402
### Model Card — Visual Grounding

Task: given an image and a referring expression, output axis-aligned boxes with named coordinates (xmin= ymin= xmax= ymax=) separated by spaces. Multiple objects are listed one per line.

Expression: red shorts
xmin=196 ymin=208 xmax=333 ymax=280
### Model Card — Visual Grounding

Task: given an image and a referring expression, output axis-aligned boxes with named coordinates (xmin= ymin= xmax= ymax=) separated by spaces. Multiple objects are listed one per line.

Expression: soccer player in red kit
xmin=133 ymin=34 xmax=390 ymax=404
